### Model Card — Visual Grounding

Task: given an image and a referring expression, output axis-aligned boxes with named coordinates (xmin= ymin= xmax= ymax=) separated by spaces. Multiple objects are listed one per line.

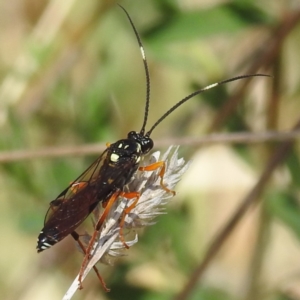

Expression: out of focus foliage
xmin=1 ymin=0 xmax=300 ymax=300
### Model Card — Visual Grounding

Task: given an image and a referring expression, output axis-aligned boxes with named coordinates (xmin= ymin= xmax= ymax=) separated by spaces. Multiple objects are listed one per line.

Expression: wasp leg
xmin=78 ymin=191 xmax=121 ymax=287
xmin=78 ymin=191 xmax=141 ymax=286
xmin=118 ymin=191 xmax=140 ymax=249
xmin=94 ymin=191 xmax=140 ymax=249
xmin=139 ymin=161 xmax=176 ymax=195
xmin=71 ymin=231 xmax=110 ymax=292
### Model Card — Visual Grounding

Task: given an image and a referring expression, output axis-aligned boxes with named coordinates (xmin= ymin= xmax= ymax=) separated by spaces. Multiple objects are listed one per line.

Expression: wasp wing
xmin=39 ymin=140 xmax=141 ymax=250
xmin=42 ymin=149 xmax=110 ymax=243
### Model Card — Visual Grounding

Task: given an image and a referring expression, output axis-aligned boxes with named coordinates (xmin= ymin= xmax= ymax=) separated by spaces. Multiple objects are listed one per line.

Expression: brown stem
xmin=173 ymin=118 xmax=300 ymax=300
xmin=208 ymin=9 xmax=300 ymax=132
xmin=1 ymin=131 xmax=300 ymax=163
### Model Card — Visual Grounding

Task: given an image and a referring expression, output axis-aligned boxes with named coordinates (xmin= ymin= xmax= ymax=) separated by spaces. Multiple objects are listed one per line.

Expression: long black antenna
xmin=119 ymin=6 xmax=270 ymax=138
xmin=146 ymin=74 xmax=271 ymax=136
xmin=118 ymin=5 xmax=150 ymax=136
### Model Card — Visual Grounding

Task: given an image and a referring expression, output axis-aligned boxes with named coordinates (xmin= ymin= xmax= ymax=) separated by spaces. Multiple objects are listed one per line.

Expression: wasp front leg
xmin=139 ymin=161 xmax=176 ymax=195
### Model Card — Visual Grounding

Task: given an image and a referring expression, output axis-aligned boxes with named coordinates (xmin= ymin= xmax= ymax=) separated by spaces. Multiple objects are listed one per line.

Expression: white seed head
xmin=64 ymin=146 xmax=190 ymax=299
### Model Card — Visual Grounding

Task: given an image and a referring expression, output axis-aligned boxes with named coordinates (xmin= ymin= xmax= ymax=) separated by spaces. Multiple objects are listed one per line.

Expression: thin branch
xmin=173 ymin=119 xmax=300 ymax=300
xmin=208 ymin=8 xmax=300 ymax=131
xmin=0 ymin=0 xmax=76 ymax=124
xmin=244 ymin=205 xmax=272 ymax=300
xmin=0 ymin=130 xmax=299 ymax=163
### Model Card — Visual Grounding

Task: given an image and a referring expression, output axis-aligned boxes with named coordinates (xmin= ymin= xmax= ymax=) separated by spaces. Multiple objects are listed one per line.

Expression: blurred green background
xmin=1 ymin=0 xmax=300 ymax=299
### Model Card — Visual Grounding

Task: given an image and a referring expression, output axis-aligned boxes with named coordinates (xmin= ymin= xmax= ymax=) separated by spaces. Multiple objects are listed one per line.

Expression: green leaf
xmin=266 ymin=191 xmax=300 ymax=240
xmin=147 ymin=7 xmax=250 ymax=46
xmin=286 ymin=149 xmax=300 ymax=187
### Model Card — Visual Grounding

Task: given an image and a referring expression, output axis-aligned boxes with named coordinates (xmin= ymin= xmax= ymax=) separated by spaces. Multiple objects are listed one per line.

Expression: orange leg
xmin=118 ymin=191 xmax=140 ymax=249
xmin=139 ymin=161 xmax=175 ymax=195
xmin=77 ymin=159 xmax=175 ymax=287
xmin=78 ymin=191 xmax=121 ymax=286
xmin=71 ymin=231 xmax=110 ymax=292
xmin=78 ymin=191 xmax=140 ymax=286
xmin=94 ymin=191 xmax=140 ymax=249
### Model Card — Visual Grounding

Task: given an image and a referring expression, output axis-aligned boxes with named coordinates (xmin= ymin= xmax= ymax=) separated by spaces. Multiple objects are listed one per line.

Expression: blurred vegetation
xmin=1 ymin=0 xmax=300 ymax=299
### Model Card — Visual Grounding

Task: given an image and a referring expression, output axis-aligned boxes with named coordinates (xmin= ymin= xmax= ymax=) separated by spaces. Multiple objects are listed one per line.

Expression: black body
xmin=37 ymin=132 xmax=153 ymax=252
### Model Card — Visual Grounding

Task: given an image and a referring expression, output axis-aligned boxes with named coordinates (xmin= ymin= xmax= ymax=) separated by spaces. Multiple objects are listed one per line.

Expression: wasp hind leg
xmin=78 ymin=190 xmax=141 ymax=286
xmin=77 ymin=191 xmax=122 ymax=288
xmin=71 ymin=231 xmax=110 ymax=292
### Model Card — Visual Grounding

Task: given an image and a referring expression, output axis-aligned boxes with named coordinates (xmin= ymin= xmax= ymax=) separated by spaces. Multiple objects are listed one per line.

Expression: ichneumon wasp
xmin=37 ymin=4 xmax=269 ymax=292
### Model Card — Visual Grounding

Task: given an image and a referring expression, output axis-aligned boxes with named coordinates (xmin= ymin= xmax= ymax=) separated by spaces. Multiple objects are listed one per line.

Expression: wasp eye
xmin=142 ymin=138 xmax=153 ymax=154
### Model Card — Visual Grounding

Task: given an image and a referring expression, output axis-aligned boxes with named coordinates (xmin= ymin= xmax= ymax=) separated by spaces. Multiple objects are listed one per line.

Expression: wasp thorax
xmin=109 ymin=139 xmax=142 ymax=164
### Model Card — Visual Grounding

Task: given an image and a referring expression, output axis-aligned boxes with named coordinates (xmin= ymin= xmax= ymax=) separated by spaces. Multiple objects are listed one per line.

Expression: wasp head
xmin=127 ymin=131 xmax=153 ymax=154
